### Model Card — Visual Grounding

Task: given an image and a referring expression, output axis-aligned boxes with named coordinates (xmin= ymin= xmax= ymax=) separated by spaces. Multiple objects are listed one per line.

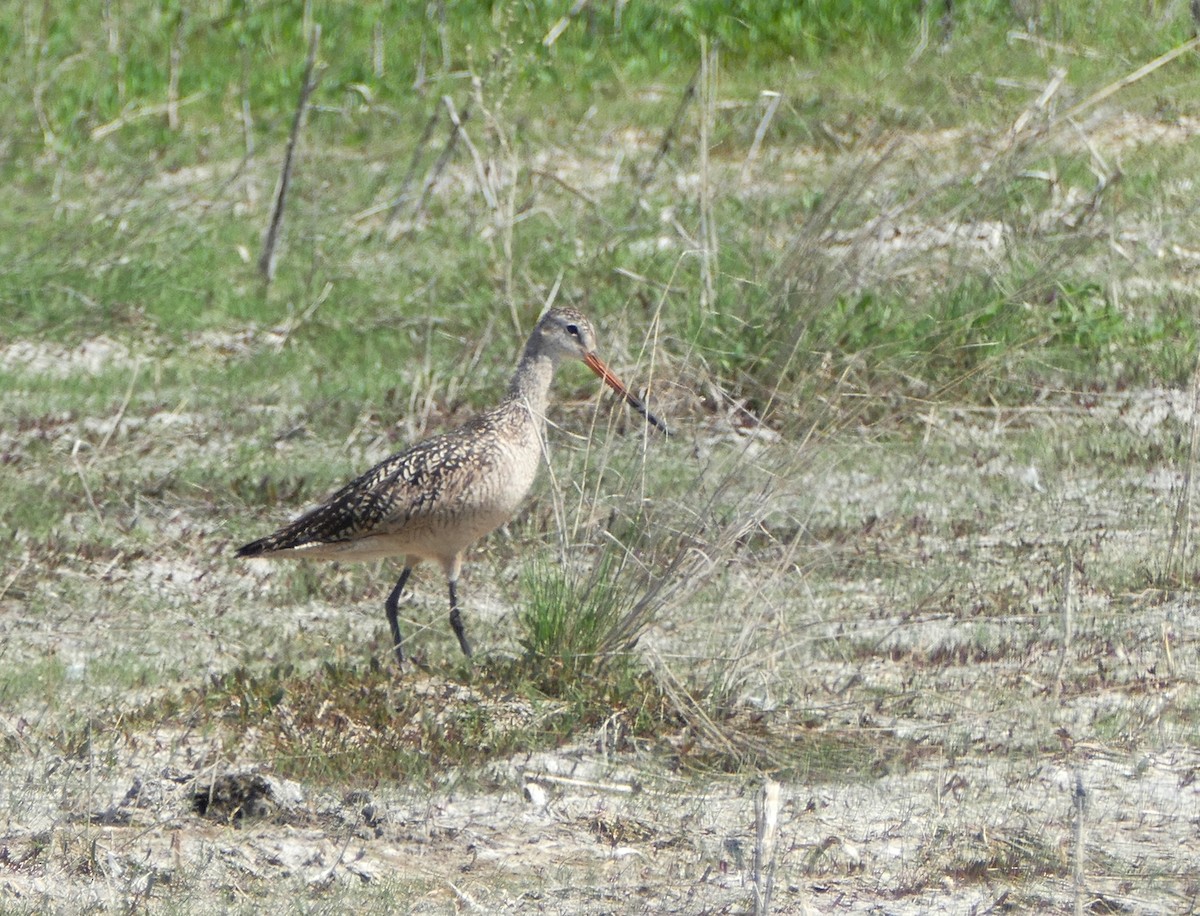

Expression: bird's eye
xmin=565 ymin=323 xmax=580 ymax=337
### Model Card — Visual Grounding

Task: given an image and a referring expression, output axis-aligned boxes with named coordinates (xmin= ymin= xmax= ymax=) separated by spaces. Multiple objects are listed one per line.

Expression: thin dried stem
xmin=637 ymin=62 xmax=700 ymax=193
xmin=752 ymin=778 xmax=781 ymax=916
xmin=259 ymin=24 xmax=323 ymax=284
xmin=1166 ymin=353 xmax=1200 ymax=582
xmin=741 ymin=91 xmax=781 ymax=185
xmin=543 ymin=0 xmax=591 ymax=47
xmin=91 ymin=92 xmax=204 ymax=141
xmin=1072 ymin=771 xmax=1087 ymax=916
xmin=382 ymin=106 xmax=441 ymax=230
xmin=1055 ymin=36 xmax=1200 ymax=127
xmin=697 ymin=38 xmax=718 ymax=311
xmin=1053 ymin=545 xmax=1074 ymax=699
xmin=398 ymin=102 xmax=466 ymax=238
xmin=167 ymin=12 xmax=184 ymax=131
xmin=445 ymin=95 xmax=497 ymax=212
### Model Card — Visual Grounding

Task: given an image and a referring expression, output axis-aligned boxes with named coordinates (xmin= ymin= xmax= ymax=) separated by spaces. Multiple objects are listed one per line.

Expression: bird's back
xmin=237 ymin=399 xmax=544 ymax=564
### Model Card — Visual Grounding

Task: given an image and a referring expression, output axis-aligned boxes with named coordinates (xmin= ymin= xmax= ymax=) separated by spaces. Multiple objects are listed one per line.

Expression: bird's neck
xmin=505 ymin=349 xmax=557 ymax=419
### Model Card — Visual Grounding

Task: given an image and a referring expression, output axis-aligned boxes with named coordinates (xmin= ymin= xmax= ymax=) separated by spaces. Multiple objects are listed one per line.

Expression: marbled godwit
xmin=236 ymin=307 xmax=667 ymax=664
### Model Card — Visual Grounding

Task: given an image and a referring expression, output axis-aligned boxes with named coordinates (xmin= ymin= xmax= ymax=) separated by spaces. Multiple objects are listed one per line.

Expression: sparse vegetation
xmin=2 ymin=0 xmax=1200 ymax=912
xmin=518 ymin=548 xmax=648 ymax=686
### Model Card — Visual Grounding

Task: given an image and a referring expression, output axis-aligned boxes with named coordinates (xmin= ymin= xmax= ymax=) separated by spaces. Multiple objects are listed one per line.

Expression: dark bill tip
xmin=583 ymin=352 xmax=670 ymax=437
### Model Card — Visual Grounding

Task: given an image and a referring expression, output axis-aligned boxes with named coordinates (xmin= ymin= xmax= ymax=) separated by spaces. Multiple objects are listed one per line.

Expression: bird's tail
xmin=235 ymin=536 xmax=276 ymax=558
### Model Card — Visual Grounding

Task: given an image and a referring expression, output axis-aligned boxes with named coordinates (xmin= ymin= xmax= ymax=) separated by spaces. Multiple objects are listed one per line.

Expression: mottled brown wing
xmin=235 ymin=426 xmax=500 ymax=557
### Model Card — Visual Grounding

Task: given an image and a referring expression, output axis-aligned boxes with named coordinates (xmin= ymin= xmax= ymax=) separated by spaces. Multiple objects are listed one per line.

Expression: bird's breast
xmin=468 ymin=421 xmax=543 ymax=517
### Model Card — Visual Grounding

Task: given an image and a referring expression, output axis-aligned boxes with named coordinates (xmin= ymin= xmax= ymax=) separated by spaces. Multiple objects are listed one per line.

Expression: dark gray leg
xmin=385 ymin=567 xmax=412 ymax=665
xmin=448 ymin=580 xmax=472 ymax=657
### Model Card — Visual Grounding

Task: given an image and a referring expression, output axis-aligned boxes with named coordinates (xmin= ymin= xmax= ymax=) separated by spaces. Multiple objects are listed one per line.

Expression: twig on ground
xmin=543 ymin=269 xmax=564 ymax=314
xmin=1166 ymin=353 xmax=1200 ymax=582
xmin=448 ymin=881 xmax=484 ymax=911
xmin=71 ymin=439 xmax=103 ymax=525
xmin=1072 ymin=771 xmax=1087 ymax=916
xmin=372 ymin=18 xmax=384 ymax=77
xmin=306 ymin=829 xmax=355 ymax=890
xmin=698 ymin=38 xmax=718 ymax=311
xmin=240 ymin=95 xmax=255 ymax=173
xmin=259 ymin=24 xmax=323 ymax=284
xmin=525 ymin=772 xmax=637 ymax=795
xmin=1055 ymin=36 xmax=1200 ymax=126
xmin=752 ymin=778 xmax=781 ymax=916
xmin=0 ymin=556 xmax=31 ymax=605
xmin=1162 ymin=621 xmax=1176 ymax=676
xmin=444 ymin=95 xmax=496 ymax=211
xmin=649 ymin=648 xmax=753 ymax=764
xmin=90 ymin=92 xmax=204 ymax=141
xmin=543 ymin=0 xmax=591 ymax=48
xmin=1007 ymin=30 xmax=1102 ymax=59
xmin=531 ymin=168 xmax=601 ymax=210
xmin=637 ymin=62 xmax=701 ymax=192
xmin=382 ymin=107 xmax=441 ymax=229
xmin=908 ymin=0 xmax=954 ymax=63
xmin=95 ymin=360 xmax=143 ymax=457
xmin=167 ymin=11 xmax=185 ymax=130
xmin=741 ymin=91 xmax=781 ymax=185
xmin=612 ymin=266 xmax=684 ymax=294
xmin=1004 ymin=67 xmax=1067 ymax=146
xmin=398 ymin=101 xmax=467 ymax=238
xmin=1053 ymin=546 xmax=1074 ymax=699
xmin=470 ymin=71 xmax=522 ymax=336
xmin=279 ymin=281 xmax=333 ymax=346
xmin=237 ymin=31 xmax=257 ymax=207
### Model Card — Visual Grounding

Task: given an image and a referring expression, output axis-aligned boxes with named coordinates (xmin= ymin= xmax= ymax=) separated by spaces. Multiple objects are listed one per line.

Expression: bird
xmin=235 ymin=307 xmax=667 ymax=665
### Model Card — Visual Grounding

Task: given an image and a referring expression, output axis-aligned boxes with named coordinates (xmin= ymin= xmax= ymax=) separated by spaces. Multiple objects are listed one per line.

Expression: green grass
xmin=4 ymin=1 xmax=1193 ymax=151
xmin=518 ymin=547 xmax=651 ymax=685
xmin=106 ymin=651 xmax=912 ymax=785
xmin=137 ymin=658 xmax=657 ymax=783
xmin=0 ymin=656 xmax=69 ymax=711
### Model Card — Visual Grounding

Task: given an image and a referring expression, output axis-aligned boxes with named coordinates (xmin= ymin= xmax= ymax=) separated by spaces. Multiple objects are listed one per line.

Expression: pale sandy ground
xmin=2 ymin=383 xmax=1198 ymax=913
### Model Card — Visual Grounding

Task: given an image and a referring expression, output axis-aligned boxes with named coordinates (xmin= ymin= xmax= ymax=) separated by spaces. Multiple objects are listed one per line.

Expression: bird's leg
xmin=447 ymin=580 xmax=473 ymax=657
xmin=385 ymin=567 xmax=413 ymax=666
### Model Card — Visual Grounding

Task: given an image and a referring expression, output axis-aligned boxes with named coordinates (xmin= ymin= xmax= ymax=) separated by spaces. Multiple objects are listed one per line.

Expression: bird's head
xmin=532 ymin=307 xmax=669 ymax=436
xmin=532 ymin=307 xmax=598 ymax=364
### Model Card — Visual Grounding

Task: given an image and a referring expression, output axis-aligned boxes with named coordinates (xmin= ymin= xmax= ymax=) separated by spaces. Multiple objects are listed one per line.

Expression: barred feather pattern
xmin=235 ymin=311 xmax=578 ymax=567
